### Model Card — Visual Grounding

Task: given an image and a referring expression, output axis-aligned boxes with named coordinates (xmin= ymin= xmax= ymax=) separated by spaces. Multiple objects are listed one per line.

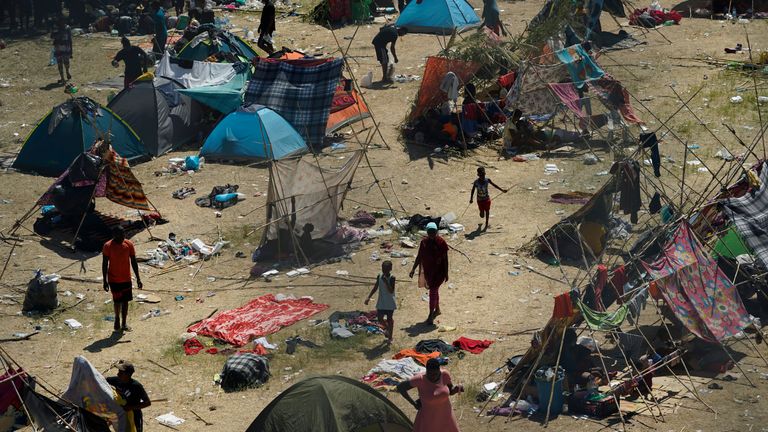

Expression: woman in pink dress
xmin=397 ymin=359 xmax=464 ymax=432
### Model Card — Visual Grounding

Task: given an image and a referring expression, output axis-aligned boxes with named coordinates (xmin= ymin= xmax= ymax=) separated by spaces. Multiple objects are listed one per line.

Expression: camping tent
xmin=176 ymin=30 xmax=258 ymax=62
xmin=395 ymin=0 xmax=481 ymax=34
xmin=156 ymin=52 xmax=242 ymax=88
xmin=327 ymin=82 xmax=371 ymax=134
xmin=200 ymin=104 xmax=309 ymax=161
xmin=245 ymin=376 xmax=413 ymax=432
xmin=107 ymin=76 xmax=202 ymax=157
xmin=12 ymin=97 xmax=145 ymax=177
xmin=177 ymin=66 xmax=250 ymax=114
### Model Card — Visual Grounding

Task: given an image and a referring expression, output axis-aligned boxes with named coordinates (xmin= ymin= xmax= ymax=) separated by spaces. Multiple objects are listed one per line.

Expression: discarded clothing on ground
xmin=194 ymin=184 xmax=239 ymax=209
xmin=348 ymin=210 xmax=376 ymax=228
xmin=415 ymin=339 xmax=457 ymax=355
xmin=366 ymin=357 xmax=425 ymax=381
xmin=285 ymin=336 xmax=320 ymax=354
xmin=220 ymin=353 xmax=270 ymax=392
xmin=393 ymin=349 xmax=441 ymax=366
xmin=452 ymin=337 xmax=494 ymax=354
xmin=329 ymin=311 xmax=384 ymax=339
xmin=172 ymin=187 xmax=196 ymax=199
xmin=188 ymin=294 xmax=329 ymax=346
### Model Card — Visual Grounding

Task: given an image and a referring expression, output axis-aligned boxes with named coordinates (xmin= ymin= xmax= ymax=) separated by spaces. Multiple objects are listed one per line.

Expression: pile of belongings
xmin=195 ymin=184 xmax=243 ymax=209
xmin=348 ymin=210 xmax=376 ymax=228
xmin=629 ymin=8 xmax=682 ymax=27
xmin=22 ymin=270 xmax=60 ymax=313
xmin=362 ymin=357 xmax=425 ymax=391
xmin=218 ymin=353 xmax=270 ymax=392
xmin=183 ymin=333 xmax=278 ymax=356
xmin=144 ymin=233 xmax=226 ymax=267
xmin=329 ymin=311 xmax=385 ymax=339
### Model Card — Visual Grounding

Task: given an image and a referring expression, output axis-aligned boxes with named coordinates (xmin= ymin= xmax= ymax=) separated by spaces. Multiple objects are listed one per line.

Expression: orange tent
xmin=326 ymin=82 xmax=370 ymax=133
xmin=410 ymin=56 xmax=480 ymax=120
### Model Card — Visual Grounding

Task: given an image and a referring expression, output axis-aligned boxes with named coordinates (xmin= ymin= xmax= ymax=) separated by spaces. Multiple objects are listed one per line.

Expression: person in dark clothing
xmin=560 ymin=328 xmax=606 ymax=390
xmin=112 ymin=36 xmax=148 ymax=88
xmin=257 ymin=0 xmax=275 ymax=54
xmin=150 ymin=1 xmax=167 ymax=53
xmin=107 ymin=361 xmax=151 ymax=432
xmin=173 ymin=0 xmax=183 ymax=15
xmin=397 ymin=0 xmax=408 ymax=13
xmin=371 ymin=25 xmax=406 ymax=83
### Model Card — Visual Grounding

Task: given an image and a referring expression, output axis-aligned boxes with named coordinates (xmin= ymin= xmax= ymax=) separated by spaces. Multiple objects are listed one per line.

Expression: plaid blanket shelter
xmin=220 ymin=353 xmax=270 ymax=392
xmin=723 ymin=165 xmax=768 ymax=270
xmin=245 ymin=58 xmax=344 ymax=148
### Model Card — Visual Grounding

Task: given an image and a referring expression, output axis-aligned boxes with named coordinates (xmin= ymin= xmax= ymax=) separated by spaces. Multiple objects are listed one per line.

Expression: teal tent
xmin=396 ymin=0 xmax=481 ymax=34
xmin=13 ymin=97 xmax=145 ymax=177
xmin=177 ymin=30 xmax=258 ymax=62
xmin=200 ymin=104 xmax=308 ymax=161
xmin=246 ymin=376 xmax=413 ymax=432
xmin=177 ymin=68 xmax=249 ymax=114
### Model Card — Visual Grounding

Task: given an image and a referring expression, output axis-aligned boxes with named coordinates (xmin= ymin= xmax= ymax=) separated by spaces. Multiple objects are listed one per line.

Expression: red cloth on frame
xmin=593 ymin=264 xmax=609 ymax=311
xmin=552 ymin=292 xmax=574 ymax=318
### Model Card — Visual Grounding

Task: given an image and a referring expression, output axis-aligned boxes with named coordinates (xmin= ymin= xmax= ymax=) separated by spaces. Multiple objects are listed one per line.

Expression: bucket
xmin=534 ymin=367 xmax=565 ymax=416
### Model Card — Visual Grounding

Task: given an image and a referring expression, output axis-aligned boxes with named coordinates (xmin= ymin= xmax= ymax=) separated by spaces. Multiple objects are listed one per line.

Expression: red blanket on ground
xmin=452 ymin=337 xmax=494 ymax=354
xmin=188 ymin=294 xmax=329 ymax=346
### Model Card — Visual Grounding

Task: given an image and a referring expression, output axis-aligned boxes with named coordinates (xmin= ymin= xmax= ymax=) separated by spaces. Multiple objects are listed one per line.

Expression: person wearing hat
xmin=409 ymin=222 xmax=449 ymax=325
xmin=397 ymin=358 xmax=463 ymax=432
xmin=107 ymin=361 xmax=151 ymax=432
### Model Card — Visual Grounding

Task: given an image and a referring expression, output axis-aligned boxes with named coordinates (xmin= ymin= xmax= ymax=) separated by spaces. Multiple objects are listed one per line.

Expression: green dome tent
xmin=246 ymin=376 xmax=413 ymax=432
xmin=12 ymin=97 xmax=145 ymax=177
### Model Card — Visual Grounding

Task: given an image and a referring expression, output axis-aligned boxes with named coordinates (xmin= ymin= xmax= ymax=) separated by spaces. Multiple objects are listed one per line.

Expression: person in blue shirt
xmin=151 ymin=1 xmax=167 ymax=54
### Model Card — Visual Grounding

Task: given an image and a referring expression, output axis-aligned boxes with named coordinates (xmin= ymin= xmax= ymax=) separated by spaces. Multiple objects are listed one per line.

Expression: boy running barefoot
xmin=469 ymin=167 xmax=507 ymax=230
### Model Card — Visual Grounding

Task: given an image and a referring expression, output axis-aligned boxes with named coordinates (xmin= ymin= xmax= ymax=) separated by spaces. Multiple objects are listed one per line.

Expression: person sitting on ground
xmin=51 ymin=15 xmax=72 ymax=83
xmin=365 ymin=260 xmax=396 ymax=343
xmin=560 ymin=328 xmax=606 ymax=390
xmin=371 ymin=24 xmax=407 ymax=83
xmin=107 ymin=361 xmax=151 ymax=432
xmin=112 ymin=36 xmax=148 ymax=89
xmin=257 ymin=0 xmax=275 ymax=54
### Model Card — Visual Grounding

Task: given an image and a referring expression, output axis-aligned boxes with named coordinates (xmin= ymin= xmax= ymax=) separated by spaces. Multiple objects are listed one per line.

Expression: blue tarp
xmin=200 ymin=104 xmax=308 ymax=161
xmin=396 ymin=0 xmax=481 ymax=34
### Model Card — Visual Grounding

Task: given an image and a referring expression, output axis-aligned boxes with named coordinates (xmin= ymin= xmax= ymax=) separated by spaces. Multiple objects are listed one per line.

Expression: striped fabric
xmin=104 ymin=150 xmax=150 ymax=211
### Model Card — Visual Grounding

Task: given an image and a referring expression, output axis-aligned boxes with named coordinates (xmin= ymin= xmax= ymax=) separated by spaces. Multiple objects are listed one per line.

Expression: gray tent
xmin=107 ymin=77 xmax=202 ymax=157
xmin=246 ymin=376 xmax=413 ymax=432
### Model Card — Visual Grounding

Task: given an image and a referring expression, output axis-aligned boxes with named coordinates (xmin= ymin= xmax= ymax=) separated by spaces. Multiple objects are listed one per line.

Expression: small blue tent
xmin=396 ymin=0 xmax=481 ymax=34
xmin=13 ymin=97 xmax=146 ymax=177
xmin=200 ymin=105 xmax=308 ymax=161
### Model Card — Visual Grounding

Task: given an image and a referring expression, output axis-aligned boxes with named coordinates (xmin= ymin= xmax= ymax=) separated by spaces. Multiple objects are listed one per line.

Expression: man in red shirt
xmin=103 ymin=227 xmax=143 ymax=332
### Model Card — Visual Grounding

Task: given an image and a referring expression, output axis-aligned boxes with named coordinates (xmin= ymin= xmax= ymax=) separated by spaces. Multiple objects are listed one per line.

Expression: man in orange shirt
xmin=103 ymin=227 xmax=143 ymax=332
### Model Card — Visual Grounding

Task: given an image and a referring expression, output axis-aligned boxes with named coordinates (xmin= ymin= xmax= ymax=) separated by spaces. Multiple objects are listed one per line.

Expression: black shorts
xmin=374 ymin=44 xmax=389 ymax=64
xmin=109 ymin=282 xmax=133 ymax=303
xmin=377 ymin=309 xmax=394 ymax=320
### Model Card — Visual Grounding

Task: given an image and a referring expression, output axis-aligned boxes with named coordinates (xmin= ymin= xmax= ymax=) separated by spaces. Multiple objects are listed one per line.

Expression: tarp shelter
xmin=395 ymin=0 xmax=481 ymax=34
xmin=409 ymin=56 xmax=480 ymax=120
xmin=37 ymin=143 xmax=152 ymax=212
xmin=177 ymin=66 xmax=250 ymax=113
xmin=176 ymin=30 xmax=258 ymax=62
xmin=156 ymin=52 xmax=241 ymax=88
xmin=13 ymin=97 xmax=145 ymax=177
xmin=200 ymin=104 xmax=309 ymax=161
xmin=264 ymin=150 xmax=363 ymax=244
xmin=245 ymin=58 xmax=344 ymax=148
xmin=245 ymin=376 xmax=413 ymax=432
xmin=62 ymin=356 xmax=128 ymax=432
xmin=107 ymin=75 xmax=203 ymax=157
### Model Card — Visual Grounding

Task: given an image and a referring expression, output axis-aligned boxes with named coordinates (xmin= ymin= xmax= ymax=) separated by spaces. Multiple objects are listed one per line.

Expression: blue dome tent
xmin=395 ymin=0 xmax=481 ymax=34
xmin=12 ymin=97 xmax=146 ymax=177
xmin=200 ymin=104 xmax=309 ymax=162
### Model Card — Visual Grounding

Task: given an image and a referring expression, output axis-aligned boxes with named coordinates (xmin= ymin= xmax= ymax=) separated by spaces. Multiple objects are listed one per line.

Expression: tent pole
xmin=69 ymin=167 xmax=106 ymax=251
xmin=588 ymin=328 xmax=629 ymax=432
xmin=608 ymin=329 xmax=664 ymax=422
xmin=719 ymin=343 xmax=756 ymax=387
xmin=542 ymin=326 xmax=567 ymax=426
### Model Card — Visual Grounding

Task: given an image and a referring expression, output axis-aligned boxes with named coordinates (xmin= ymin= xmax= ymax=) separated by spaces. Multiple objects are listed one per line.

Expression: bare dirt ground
xmin=1 ymin=1 xmax=768 ymax=430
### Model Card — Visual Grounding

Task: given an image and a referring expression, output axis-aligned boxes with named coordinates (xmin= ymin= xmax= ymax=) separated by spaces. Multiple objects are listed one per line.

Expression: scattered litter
xmin=335 ymin=270 xmax=349 ymax=276
xmin=583 ymin=154 xmax=598 ymax=165
xmin=286 ymin=268 xmax=310 ymax=277
xmin=508 ymin=271 xmax=520 ymax=276
xmin=715 ymin=148 xmax=734 ymax=161
xmin=156 ymin=412 xmax=185 ymax=427
xmin=698 ymin=167 xmax=709 ymax=173
xmin=730 ymin=95 xmax=743 ymax=104
xmin=63 ymin=319 xmax=82 ymax=329
xmin=686 ymin=160 xmax=702 ymax=166
xmin=544 ymin=164 xmax=560 ymax=174
xmin=595 ymin=170 xmax=609 ymax=176
xmin=262 ymin=269 xmax=279 ymax=278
